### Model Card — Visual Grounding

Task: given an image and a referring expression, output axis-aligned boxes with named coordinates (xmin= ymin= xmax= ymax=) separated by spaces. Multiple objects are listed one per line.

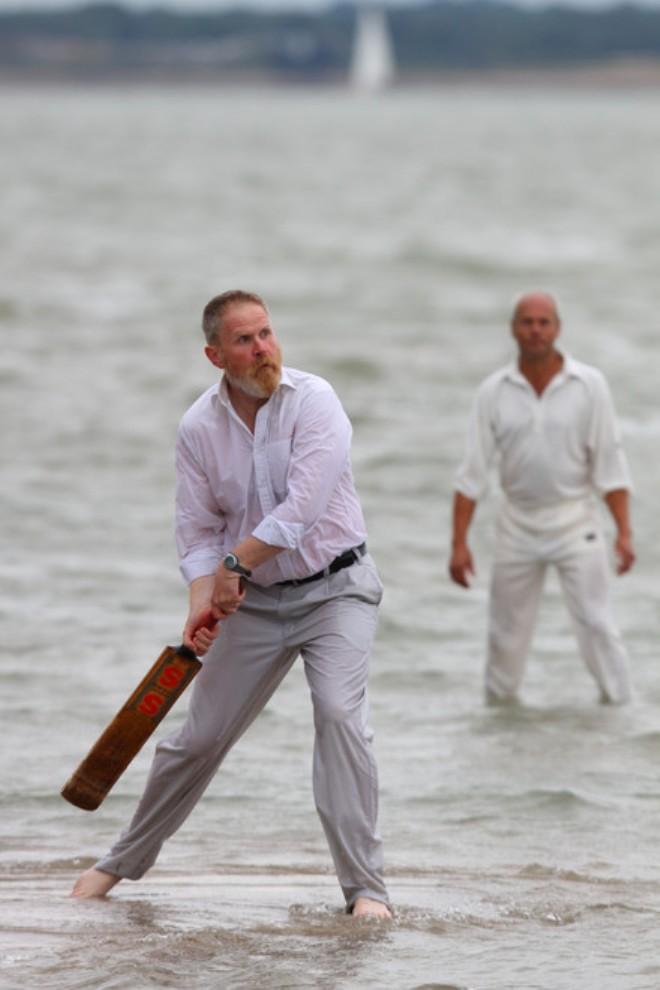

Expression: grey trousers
xmin=96 ymin=554 xmax=390 ymax=910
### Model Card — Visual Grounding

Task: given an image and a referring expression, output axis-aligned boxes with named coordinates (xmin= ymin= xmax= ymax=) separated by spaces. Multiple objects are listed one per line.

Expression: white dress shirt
xmin=175 ymin=367 xmax=367 ymax=586
xmin=454 ymin=354 xmax=632 ymax=545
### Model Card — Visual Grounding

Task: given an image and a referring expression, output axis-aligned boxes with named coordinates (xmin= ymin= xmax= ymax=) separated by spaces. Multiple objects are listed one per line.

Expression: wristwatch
xmin=222 ymin=552 xmax=252 ymax=579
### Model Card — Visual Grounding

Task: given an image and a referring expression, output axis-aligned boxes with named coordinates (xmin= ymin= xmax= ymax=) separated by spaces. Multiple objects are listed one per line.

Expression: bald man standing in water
xmin=449 ymin=292 xmax=634 ymax=704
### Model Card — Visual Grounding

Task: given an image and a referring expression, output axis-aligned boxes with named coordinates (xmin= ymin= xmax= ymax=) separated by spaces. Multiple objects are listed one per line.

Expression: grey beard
xmin=224 ymin=369 xmax=278 ymax=399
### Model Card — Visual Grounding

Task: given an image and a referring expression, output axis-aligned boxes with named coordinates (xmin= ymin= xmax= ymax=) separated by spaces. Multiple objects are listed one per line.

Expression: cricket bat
xmin=61 ymin=643 xmax=201 ymax=811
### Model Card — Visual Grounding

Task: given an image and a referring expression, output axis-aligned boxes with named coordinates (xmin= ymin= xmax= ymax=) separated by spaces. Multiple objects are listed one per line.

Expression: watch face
xmin=223 ymin=552 xmax=250 ymax=578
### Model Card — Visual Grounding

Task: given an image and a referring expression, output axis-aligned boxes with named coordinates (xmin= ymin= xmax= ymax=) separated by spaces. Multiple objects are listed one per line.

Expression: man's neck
xmin=226 ymin=383 xmax=268 ymax=433
xmin=518 ymin=350 xmax=564 ymax=396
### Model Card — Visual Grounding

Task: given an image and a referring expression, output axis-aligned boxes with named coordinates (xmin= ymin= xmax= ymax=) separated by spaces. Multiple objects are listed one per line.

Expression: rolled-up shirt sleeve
xmin=453 ymin=385 xmax=496 ymax=501
xmin=175 ymin=425 xmax=227 ymax=583
xmin=253 ymin=384 xmax=352 ymax=549
xmin=587 ymin=372 xmax=633 ymax=495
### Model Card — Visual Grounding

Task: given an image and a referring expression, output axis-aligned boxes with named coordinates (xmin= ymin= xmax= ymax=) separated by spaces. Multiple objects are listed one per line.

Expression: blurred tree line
xmin=1 ymin=0 xmax=660 ymax=80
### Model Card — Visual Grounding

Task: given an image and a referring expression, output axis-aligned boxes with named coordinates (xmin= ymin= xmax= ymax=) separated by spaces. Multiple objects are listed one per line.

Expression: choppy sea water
xmin=2 ymin=83 xmax=660 ymax=989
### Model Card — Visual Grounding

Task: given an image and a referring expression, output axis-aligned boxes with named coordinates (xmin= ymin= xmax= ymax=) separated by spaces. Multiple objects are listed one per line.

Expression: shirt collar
xmin=503 ymin=348 xmax=580 ymax=388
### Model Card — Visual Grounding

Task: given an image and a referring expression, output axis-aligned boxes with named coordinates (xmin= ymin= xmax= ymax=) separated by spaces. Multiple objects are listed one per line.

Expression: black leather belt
xmin=276 ymin=543 xmax=366 ymax=588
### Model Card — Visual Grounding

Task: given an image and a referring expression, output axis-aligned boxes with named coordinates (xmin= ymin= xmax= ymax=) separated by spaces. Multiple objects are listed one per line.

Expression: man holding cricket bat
xmin=71 ymin=290 xmax=392 ymax=919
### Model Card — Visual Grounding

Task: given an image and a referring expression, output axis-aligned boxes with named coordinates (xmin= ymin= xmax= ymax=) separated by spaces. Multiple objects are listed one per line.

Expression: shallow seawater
xmin=2 ymin=84 xmax=660 ymax=989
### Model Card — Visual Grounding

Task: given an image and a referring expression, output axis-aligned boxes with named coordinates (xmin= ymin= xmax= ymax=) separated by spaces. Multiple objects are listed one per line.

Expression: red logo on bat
xmin=138 ymin=692 xmax=166 ymax=717
xmin=158 ymin=665 xmax=184 ymax=690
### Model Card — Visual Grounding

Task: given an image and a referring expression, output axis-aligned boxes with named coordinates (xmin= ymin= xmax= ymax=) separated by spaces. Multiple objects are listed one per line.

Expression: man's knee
xmin=157 ymin=724 xmax=220 ymax=763
xmin=313 ymin=692 xmax=364 ymax=730
xmin=489 ymin=626 xmax=525 ymax=663
xmin=573 ymin=607 xmax=618 ymax=643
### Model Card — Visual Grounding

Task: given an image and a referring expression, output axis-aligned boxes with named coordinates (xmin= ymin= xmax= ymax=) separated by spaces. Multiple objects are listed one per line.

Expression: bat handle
xmin=176 ymin=643 xmax=199 ymax=661
xmin=180 ymin=615 xmax=219 ymax=660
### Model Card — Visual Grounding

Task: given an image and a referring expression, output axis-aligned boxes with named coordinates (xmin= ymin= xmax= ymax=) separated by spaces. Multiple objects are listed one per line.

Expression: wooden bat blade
xmin=61 ymin=644 xmax=201 ymax=811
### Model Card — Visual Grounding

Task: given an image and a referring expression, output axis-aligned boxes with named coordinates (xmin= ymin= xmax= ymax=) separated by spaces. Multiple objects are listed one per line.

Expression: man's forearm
xmin=452 ymin=491 xmax=477 ymax=547
xmin=604 ymin=488 xmax=631 ymax=536
xmin=230 ymin=535 xmax=284 ymax=572
xmin=604 ymin=488 xmax=635 ymax=574
xmin=188 ymin=574 xmax=215 ymax=611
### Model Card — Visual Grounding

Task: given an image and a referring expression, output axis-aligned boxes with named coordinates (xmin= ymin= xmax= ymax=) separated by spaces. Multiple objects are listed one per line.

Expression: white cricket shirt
xmin=454 ymin=354 xmax=632 ymax=523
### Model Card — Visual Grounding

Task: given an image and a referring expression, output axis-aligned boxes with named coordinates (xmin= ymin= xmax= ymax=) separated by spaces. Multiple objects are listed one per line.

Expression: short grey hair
xmin=202 ymin=290 xmax=268 ymax=345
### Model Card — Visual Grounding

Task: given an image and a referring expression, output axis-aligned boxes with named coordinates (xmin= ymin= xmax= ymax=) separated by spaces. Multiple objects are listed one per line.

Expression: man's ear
xmin=205 ymin=344 xmax=224 ymax=370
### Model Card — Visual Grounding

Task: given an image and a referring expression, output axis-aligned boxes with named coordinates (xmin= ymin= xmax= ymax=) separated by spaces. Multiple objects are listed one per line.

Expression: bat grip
xmin=176 ymin=643 xmax=199 ymax=661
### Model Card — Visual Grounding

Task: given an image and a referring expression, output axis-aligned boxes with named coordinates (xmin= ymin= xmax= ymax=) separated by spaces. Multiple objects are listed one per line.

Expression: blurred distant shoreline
xmin=2 ymin=59 xmax=660 ymax=89
xmin=3 ymin=1 xmax=660 ymax=88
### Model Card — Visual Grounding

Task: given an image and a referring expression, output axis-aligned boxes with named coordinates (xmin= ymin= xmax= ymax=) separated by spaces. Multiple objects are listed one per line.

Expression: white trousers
xmin=95 ymin=554 xmax=389 ymax=910
xmin=486 ymin=512 xmax=632 ymax=704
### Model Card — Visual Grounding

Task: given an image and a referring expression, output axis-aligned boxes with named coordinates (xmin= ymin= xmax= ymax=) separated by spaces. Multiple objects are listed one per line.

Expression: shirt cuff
xmin=596 ymin=477 xmax=634 ymax=497
xmin=179 ymin=552 xmax=223 ymax=584
xmin=253 ymin=516 xmax=305 ymax=550
xmin=454 ymin=478 xmax=486 ymax=501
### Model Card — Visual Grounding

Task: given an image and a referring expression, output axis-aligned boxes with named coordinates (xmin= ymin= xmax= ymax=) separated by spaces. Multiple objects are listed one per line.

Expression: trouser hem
xmin=94 ymin=858 xmax=144 ymax=882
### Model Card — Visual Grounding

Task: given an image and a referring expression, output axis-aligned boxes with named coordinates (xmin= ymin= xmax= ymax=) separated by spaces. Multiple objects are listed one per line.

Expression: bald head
xmin=510 ymin=291 xmax=561 ymax=365
xmin=511 ymin=291 xmax=560 ymax=326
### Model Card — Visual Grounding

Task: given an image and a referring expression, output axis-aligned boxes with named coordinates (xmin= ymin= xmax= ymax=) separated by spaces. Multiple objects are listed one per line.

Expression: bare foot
xmin=352 ymin=896 xmax=392 ymax=920
xmin=70 ymin=867 xmax=120 ymax=898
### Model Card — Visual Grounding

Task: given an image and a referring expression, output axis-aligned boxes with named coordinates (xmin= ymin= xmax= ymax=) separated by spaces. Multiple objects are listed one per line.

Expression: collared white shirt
xmin=454 ymin=353 xmax=632 ymax=511
xmin=175 ymin=367 xmax=367 ymax=586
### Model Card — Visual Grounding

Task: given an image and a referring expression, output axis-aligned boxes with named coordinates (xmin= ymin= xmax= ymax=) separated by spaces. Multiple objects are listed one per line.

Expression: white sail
xmin=350 ymin=7 xmax=395 ymax=92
